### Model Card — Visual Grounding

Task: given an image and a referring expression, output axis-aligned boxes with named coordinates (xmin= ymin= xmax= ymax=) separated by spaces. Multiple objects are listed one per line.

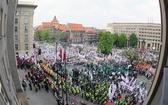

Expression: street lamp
xmin=55 ymin=41 xmax=58 ymax=62
xmin=141 ymin=38 xmax=145 ymax=51
xmin=63 ymin=44 xmax=69 ymax=105
xmin=127 ymin=39 xmax=129 ymax=48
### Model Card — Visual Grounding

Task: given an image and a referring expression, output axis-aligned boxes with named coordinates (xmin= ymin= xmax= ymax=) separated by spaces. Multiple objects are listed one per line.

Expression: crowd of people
xmin=16 ymin=42 xmax=158 ymax=105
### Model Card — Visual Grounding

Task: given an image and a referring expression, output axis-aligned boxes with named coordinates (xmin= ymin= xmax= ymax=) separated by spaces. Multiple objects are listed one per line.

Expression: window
xmin=24 ymin=18 xmax=28 ymax=24
xmin=15 ymin=26 xmax=18 ymax=32
xmin=25 ymin=34 xmax=28 ymax=41
xmin=15 ymin=44 xmax=18 ymax=50
xmin=25 ymin=44 xmax=29 ymax=50
xmin=15 ymin=18 xmax=18 ymax=24
xmin=0 ymin=8 xmax=3 ymax=37
xmin=15 ymin=35 xmax=18 ymax=41
xmin=25 ymin=26 xmax=28 ymax=32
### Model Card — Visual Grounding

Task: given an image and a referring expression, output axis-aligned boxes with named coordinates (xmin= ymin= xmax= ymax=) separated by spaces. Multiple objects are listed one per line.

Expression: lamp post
xmin=141 ymin=38 xmax=145 ymax=51
xmin=127 ymin=39 xmax=129 ymax=48
xmin=65 ymin=46 xmax=68 ymax=105
xmin=63 ymin=44 xmax=69 ymax=105
xmin=61 ymin=62 xmax=64 ymax=105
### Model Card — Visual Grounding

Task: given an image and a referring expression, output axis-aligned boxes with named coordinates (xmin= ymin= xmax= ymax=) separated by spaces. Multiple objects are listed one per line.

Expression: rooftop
xmin=68 ymin=23 xmax=84 ymax=31
xmin=18 ymin=1 xmax=35 ymax=5
xmin=108 ymin=22 xmax=161 ymax=25
xmin=51 ymin=16 xmax=59 ymax=23
xmin=17 ymin=1 xmax=37 ymax=8
xmin=56 ymin=24 xmax=66 ymax=32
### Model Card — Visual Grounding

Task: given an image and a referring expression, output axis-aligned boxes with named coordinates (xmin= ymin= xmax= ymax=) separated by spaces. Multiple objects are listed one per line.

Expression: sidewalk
xmin=18 ymin=69 xmax=58 ymax=105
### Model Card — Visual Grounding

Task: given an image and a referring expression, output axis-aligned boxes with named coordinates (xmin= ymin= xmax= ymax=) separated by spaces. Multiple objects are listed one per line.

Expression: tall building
xmin=0 ymin=0 xmax=28 ymax=105
xmin=106 ymin=23 xmax=161 ymax=51
xmin=14 ymin=1 xmax=37 ymax=54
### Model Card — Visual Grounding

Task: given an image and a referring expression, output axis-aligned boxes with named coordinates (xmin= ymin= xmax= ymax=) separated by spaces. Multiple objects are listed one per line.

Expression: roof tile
xmin=68 ymin=23 xmax=84 ymax=31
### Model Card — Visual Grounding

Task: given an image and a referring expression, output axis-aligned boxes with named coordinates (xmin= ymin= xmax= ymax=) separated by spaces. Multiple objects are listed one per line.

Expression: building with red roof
xmin=36 ymin=16 xmax=60 ymax=38
xmin=56 ymin=24 xmax=66 ymax=32
xmin=35 ymin=16 xmax=100 ymax=44
xmin=66 ymin=23 xmax=85 ymax=43
xmin=37 ymin=16 xmax=59 ymax=30
xmin=51 ymin=16 xmax=59 ymax=27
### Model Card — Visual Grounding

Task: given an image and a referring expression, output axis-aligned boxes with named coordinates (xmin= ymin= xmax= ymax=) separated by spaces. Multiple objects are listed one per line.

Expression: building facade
xmin=84 ymin=27 xmax=98 ymax=44
xmin=36 ymin=16 xmax=62 ymax=38
xmin=0 ymin=0 xmax=28 ymax=105
xmin=36 ymin=16 xmax=101 ymax=44
xmin=14 ymin=1 xmax=37 ymax=54
xmin=106 ymin=23 xmax=161 ymax=51
xmin=66 ymin=23 xmax=85 ymax=44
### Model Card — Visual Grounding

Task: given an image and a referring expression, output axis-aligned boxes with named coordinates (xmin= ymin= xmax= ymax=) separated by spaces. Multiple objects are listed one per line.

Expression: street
xmin=18 ymin=69 xmax=58 ymax=105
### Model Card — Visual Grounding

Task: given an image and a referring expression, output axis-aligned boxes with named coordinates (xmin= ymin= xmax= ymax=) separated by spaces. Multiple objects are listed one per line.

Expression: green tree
xmin=129 ymin=33 xmax=138 ymax=47
xmin=112 ymin=33 xmax=119 ymax=46
xmin=41 ymin=28 xmax=51 ymax=42
xmin=34 ymin=30 xmax=42 ymax=41
xmin=55 ymin=31 xmax=67 ymax=42
xmin=97 ymin=31 xmax=114 ymax=54
xmin=118 ymin=33 xmax=127 ymax=48
xmin=96 ymin=31 xmax=104 ymax=42
xmin=122 ymin=50 xmax=140 ymax=65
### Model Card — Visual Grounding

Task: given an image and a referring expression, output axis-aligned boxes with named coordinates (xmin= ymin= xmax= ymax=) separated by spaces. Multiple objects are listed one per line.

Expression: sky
xmin=19 ymin=0 xmax=161 ymax=29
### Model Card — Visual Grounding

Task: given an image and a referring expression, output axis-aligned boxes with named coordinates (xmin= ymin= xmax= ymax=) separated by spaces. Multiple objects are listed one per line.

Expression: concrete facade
xmin=143 ymin=0 xmax=168 ymax=104
xmin=106 ymin=23 xmax=161 ymax=51
xmin=14 ymin=1 xmax=37 ymax=55
xmin=0 ymin=0 xmax=28 ymax=105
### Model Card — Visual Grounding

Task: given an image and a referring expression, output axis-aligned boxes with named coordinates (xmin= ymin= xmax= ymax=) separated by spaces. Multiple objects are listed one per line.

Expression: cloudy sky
xmin=19 ymin=0 xmax=161 ymax=29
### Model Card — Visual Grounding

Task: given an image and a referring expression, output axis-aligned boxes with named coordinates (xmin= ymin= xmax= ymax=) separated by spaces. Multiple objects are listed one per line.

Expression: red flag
xmin=60 ymin=48 xmax=62 ymax=58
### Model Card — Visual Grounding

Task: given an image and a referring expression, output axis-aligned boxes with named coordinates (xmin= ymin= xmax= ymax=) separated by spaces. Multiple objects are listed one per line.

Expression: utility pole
xmin=55 ymin=42 xmax=57 ymax=62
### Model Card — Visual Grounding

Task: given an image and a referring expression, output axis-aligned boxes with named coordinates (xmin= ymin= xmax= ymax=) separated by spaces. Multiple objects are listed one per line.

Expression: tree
xmin=96 ymin=31 xmax=104 ymax=42
xmin=41 ymin=28 xmax=51 ymax=42
xmin=122 ymin=50 xmax=140 ymax=65
xmin=112 ymin=33 xmax=119 ymax=46
xmin=97 ymin=31 xmax=114 ymax=54
xmin=55 ymin=31 xmax=67 ymax=42
xmin=34 ymin=30 xmax=42 ymax=41
xmin=118 ymin=33 xmax=127 ymax=48
xmin=129 ymin=33 xmax=138 ymax=47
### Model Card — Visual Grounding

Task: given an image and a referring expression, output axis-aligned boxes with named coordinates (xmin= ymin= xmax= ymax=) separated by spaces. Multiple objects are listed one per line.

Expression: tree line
xmin=34 ymin=28 xmax=67 ymax=43
xmin=97 ymin=31 xmax=138 ymax=54
xmin=34 ymin=29 xmax=139 ymax=55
